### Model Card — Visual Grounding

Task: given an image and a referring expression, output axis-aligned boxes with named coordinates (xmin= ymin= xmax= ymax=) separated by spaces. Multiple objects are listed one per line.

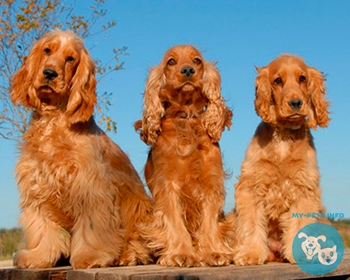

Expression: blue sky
xmin=1 ymin=0 xmax=350 ymax=228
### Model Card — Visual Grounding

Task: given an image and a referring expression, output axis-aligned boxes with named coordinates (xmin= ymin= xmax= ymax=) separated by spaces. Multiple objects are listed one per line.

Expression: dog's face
xmin=266 ymin=56 xmax=309 ymax=124
xmin=162 ymin=45 xmax=205 ymax=94
xmin=255 ymin=55 xmax=330 ymax=129
xmin=34 ymin=32 xmax=83 ymax=99
xmin=11 ymin=30 xmax=97 ymax=123
xmin=140 ymin=44 xmax=230 ymax=145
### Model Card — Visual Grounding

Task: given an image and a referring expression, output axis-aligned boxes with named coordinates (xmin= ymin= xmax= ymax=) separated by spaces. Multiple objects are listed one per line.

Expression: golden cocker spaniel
xmin=10 ymin=30 xmax=153 ymax=269
xmin=135 ymin=45 xmax=234 ymax=267
xmin=233 ymin=55 xmax=330 ymax=265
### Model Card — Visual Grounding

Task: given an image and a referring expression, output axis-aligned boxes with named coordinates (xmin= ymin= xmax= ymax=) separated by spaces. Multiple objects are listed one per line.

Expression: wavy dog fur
xmin=234 ymin=55 xmax=330 ymax=265
xmin=10 ymin=30 xmax=153 ymax=269
xmin=135 ymin=45 xmax=234 ymax=267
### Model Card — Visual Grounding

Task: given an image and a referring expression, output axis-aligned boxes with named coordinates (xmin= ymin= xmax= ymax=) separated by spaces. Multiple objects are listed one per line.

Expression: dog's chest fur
xmin=17 ymin=113 xmax=103 ymax=228
xmin=259 ymin=127 xmax=311 ymax=219
xmin=263 ymin=139 xmax=297 ymax=218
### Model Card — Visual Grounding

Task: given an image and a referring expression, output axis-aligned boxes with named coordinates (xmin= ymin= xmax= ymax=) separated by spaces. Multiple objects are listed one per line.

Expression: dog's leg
xmin=233 ymin=184 xmax=270 ymax=266
xmin=142 ymin=145 xmax=200 ymax=267
xmin=280 ymin=196 xmax=321 ymax=263
xmin=279 ymin=165 xmax=323 ymax=264
xmin=196 ymin=166 xmax=233 ymax=266
xmin=13 ymin=207 xmax=70 ymax=268
xmin=198 ymin=195 xmax=233 ymax=266
xmin=70 ymin=199 xmax=124 ymax=269
xmin=118 ymin=190 xmax=154 ymax=266
xmin=149 ymin=181 xmax=200 ymax=267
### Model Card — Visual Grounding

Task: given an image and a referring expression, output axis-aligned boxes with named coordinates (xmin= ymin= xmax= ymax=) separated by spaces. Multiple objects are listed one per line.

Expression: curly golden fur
xmin=10 ymin=30 xmax=153 ymax=269
xmin=135 ymin=45 xmax=234 ymax=267
xmin=233 ymin=55 xmax=330 ymax=265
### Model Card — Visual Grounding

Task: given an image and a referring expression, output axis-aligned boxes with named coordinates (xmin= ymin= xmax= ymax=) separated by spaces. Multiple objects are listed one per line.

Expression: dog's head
xmin=138 ymin=45 xmax=232 ymax=145
xmin=255 ymin=55 xmax=330 ymax=129
xmin=10 ymin=29 xmax=97 ymax=124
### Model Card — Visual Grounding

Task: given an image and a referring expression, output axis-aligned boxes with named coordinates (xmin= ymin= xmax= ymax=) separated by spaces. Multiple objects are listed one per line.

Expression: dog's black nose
xmin=181 ymin=66 xmax=195 ymax=77
xmin=43 ymin=68 xmax=58 ymax=80
xmin=288 ymin=99 xmax=303 ymax=110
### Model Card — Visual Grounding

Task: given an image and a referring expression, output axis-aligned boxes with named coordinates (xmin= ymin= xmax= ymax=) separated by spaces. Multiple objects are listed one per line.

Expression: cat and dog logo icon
xmin=292 ymin=223 xmax=344 ymax=275
xmin=298 ymin=232 xmax=337 ymax=265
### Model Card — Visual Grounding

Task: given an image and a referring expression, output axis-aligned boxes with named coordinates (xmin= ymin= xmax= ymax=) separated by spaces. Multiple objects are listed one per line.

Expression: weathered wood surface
xmin=1 ymin=249 xmax=349 ymax=280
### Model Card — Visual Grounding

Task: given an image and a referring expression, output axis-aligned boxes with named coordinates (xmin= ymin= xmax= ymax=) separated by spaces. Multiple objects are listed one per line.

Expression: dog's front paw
xmin=234 ymin=251 xmax=266 ymax=266
xmin=117 ymin=249 xmax=153 ymax=266
xmin=71 ymin=249 xmax=115 ymax=269
xmin=117 ymin=252 xmax=137 ymax=266
xmin=202 ymin=252 xmax=232 ymax=266
xmin=158 ymin=254 xmax=201 ymax=267
xmin=14 ymin=250 xmax=56 ymax=269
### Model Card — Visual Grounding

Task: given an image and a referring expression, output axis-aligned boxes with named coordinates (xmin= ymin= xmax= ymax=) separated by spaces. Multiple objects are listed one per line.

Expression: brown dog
xmin=135 ymin=45 xmax=234 ymax=267
xmin=234 ymin=55 xmax=330 ymax=265
xmin=10 ymin=30 xmax=153 ymax=269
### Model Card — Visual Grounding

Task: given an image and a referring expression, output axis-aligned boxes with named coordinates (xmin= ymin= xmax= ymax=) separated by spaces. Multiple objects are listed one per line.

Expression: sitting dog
xmin=135 ymin=45 xmax=234 ymax=267
xmin=10 ymin=30 xmax=153 ymax=269
xmin=233 ymin=55 xmax=330 ymax=265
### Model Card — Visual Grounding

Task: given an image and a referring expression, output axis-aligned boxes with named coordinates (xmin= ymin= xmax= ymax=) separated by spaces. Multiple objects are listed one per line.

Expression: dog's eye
xmin=299 ymin=75 xmax=306 ymax=83
xmin=66 ymin=56 xmax=74 ymax=63
xmin=274 ymin=77 xmax=282 ymax=85
xmin=44 ymin=48 xmax=51 ymax=55
xmin=167 ymin=58 xmax=176 ymax=66
xmin=193 ymin=58 xmax=202 ymax=65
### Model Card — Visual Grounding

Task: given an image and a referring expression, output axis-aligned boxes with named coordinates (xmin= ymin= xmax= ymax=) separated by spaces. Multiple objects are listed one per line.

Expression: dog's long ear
xmin=10 ymin=41 xmax=43 ymax=109
xmin=307 ymin=67 xmax=330 ymax=129
xmin=201 ymin=61 xmax=232 ymax=143
xmin=66 ymin=48 xmax=97 ymax=124
xmin=139 ymin=64 xmax=165 ymax=145
xmin=254 ymin=67 xmax=276 ymax=124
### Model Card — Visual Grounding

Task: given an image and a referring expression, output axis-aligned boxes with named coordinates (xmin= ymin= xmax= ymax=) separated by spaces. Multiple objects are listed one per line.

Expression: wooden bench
xmin=1 ymin=248 xmax=349 ymax=279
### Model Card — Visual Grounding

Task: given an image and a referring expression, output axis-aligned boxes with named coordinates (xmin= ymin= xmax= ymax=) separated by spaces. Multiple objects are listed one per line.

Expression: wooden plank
xmin=1 ymin=249 xmax=349 ymax=280
xmin=0 ymin=266 xmax=71 ymax=280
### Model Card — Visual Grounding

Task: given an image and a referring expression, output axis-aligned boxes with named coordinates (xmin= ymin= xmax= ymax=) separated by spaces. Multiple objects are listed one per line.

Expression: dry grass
xmin=332 ymin=220 xmax=350 ymax=248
